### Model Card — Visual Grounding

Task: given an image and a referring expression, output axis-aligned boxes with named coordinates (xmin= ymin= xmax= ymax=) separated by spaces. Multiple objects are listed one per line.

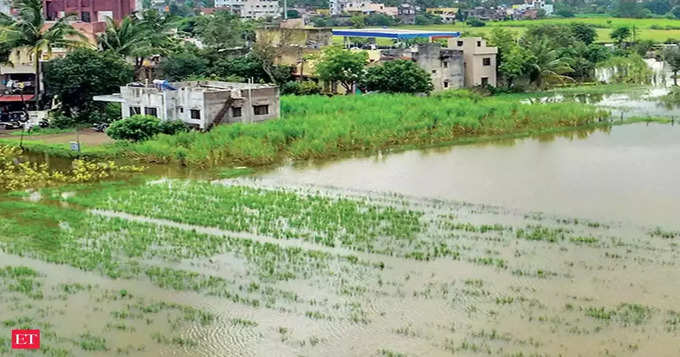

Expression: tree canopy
xmin=44 ymin=48 xmax=134 ymax=117
xmin=315 ymin=47 xmax=368 ymax=94
xmin=360 ymin=60 xmax=433 ymax=94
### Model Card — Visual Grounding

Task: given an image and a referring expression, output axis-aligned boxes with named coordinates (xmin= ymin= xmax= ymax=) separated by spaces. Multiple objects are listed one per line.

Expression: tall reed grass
xmin=124 ymin=91 xmax=608 ymax=167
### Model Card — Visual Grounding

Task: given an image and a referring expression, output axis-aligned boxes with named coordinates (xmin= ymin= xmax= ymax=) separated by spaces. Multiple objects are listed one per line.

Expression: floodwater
xmin=3 ymin=80 xmax=680 ymax=355
xmin=259 ymin=111 xmax=680 ymax=230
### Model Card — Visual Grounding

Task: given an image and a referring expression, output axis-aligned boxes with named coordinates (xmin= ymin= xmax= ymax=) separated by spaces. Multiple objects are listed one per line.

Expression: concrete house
xmin=94 ymin=81 xmax=280 ymax=130
xmin=448 ymin=37 xmax=498 ymax=87
xmin=214 ymin=0 xmax=280 ymax=19
xmin=381 ymin=43 xmax=464 ymax=91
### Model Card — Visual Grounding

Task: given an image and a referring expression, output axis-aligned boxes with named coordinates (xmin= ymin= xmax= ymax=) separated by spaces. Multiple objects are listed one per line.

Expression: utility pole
xmin=283 ymin=0 xmax=287 ymax=19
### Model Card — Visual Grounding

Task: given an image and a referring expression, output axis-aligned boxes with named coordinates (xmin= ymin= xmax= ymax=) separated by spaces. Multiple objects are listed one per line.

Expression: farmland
xmin=0 ymin=90 xmax=612 ymax=168
xmin=394 ymin=16 xmax=680 ymax=42
xmin=1 ymin=178 xmax=679 ymax=355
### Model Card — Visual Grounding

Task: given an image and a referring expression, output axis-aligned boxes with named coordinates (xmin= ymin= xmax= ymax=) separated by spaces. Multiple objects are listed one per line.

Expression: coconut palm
xmin=98 ymin=16 xmax=149 ymax=57
xmin=99 ymin=12 xmax=177 ymax=78
xmin=0 ymin=0 xmax=85 ymax=106
xmin=525 ymin=39 xmax=575 ymax=89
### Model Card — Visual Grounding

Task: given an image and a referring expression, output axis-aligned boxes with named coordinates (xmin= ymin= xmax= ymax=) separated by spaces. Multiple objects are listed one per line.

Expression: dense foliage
xmin=121 ymin=92 xmax=608 ymax=166
xmin=44 ymin=48 xmax=134 ymax=118
xmin=360 ymin=60 xmax=434 ymax=94
xmin=106 ymin=115 xmax=187 ymax=141
xmin=315 ymin=47 xmax=368 ymax=93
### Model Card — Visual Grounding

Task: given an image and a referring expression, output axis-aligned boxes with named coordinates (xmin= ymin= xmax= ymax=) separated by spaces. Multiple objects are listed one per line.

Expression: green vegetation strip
xmin=1 ymin=91 xmax=610 ymax=168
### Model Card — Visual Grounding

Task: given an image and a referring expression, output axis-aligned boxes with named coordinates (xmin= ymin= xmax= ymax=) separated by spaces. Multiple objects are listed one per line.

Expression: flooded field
xmin=1 ymin=178 xmax=679 ymax=356
xmin=260 ymin=122 xmax=680 ymax=229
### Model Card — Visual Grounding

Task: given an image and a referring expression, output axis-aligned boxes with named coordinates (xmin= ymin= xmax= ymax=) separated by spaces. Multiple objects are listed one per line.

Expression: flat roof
xmin=332 ymin=28 xmax=461 ymax=39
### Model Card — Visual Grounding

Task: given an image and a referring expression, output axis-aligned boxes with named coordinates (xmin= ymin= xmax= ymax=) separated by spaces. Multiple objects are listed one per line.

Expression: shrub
xmin=281 ymin=81 xmax=321 ymax=95
xmin=106 ymin=115 xmax=162 ymax=141
xmin=466 ymin=17 xmax=486 ymax=27
xmin=158 ymin=120 xmax=189 ymax=135
xmin=49 ymin=111 xmax=77 ymax=129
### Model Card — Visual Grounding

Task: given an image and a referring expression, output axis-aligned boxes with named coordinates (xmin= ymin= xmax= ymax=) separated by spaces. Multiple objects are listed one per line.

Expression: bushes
xmin=360 ymin=60 xmax=433 ymax=94
xmin=106 ymin=115 xmax=187 ymax=141
xmin=281 ymin=81 xmax=321 ymax=95
xmin=123 ymin=92 xmax=608 ymax=166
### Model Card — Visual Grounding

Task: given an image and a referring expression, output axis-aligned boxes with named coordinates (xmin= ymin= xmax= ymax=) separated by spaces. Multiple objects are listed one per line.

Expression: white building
xmin=214 ymin=0 xmax=280 ymax=19
xmin=343 ymin=1 xmax=397 ymax=16
xmin=94 ymin=81 xmax=280 ymax=130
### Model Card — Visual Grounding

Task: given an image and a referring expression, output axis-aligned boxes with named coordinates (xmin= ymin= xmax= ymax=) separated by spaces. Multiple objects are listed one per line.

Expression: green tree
xmin=98 ymin=16 xmax=149 ymax=57
xmin=644 ymin=0 xmax=671 ymax=15
xmin=499 ymin=46 xmax=534 ymax=87
xmin=569 ymin=23 xmax=597 ymax=45
xmin=610 ymin=26 xmax=632 ymax=46
xmin=350 ymin=15 xmax=366 ymax=28
xmin=43 ymin=48 xmax=134 ymax=118
xmin=156 ymin=51 xmax=209 ymax=81
xmin=359 ymin=60 xmax=433 ymax=93
xmin=315 ymin=46 xmax=367 ymax=94
xmin=0 ymin=0 xmax=85 ymax=106
xmin=525 ymin=39 xmax=575 ymax=89
xmin=663 ymin=47 xmax=680 ymax=85
xmin=672 ymin=5 xmax=680 ymax=19
xmin=196 ymin=10 xmax=252 ymax=49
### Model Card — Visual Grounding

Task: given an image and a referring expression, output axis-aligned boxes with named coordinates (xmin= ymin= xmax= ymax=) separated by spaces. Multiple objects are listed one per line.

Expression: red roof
xmin=0 ymin=95 xmax=35 ymax=102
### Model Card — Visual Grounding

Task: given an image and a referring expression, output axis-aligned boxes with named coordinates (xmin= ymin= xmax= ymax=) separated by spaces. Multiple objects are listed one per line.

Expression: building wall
xmin=448 ymin=37 xmax=498 ymax=87
xmin=215 ymin=0 xmax=279 ymax=18
xmin=381 ymin=43 xmax=464 ymax=92
xmin=117 ymin=82 xmax=279 ymax=129
xmin=43 ymin=0 xmax=136 ymax=21
xmin=255 ymin=28 xmax=332 ymax=48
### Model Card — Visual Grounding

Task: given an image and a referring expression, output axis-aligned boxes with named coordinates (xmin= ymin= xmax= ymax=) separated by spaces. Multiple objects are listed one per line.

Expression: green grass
xmin=0 ymin=90 xmax=612 ymax=168
xmin=390 ymin=16 xmax=680 ymax=42
xmin=121 ymin=91 xmax=608 ymax=167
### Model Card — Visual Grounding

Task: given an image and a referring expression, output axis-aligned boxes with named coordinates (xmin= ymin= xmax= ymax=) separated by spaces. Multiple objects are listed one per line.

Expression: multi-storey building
xmin=214 ymin=0 xmax=280 ymax=19
xmin=448 ymin=37 xmax=498 ymax=87
xmin=343 ymin=1 xmax=397 ymax=16
xmin=382 ymin=43 xmax=464 ymax=91
xmin=43 ymin=0 xmax=140 ymax=22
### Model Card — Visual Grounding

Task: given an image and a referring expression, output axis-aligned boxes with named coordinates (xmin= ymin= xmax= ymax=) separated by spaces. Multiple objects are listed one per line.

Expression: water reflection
xmin=259 ymin=123 xmax=680 ymax=228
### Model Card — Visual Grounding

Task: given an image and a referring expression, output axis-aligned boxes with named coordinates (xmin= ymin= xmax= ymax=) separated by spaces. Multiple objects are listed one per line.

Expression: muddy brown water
xmin=2 ymin=89 xmax=680 ymax=356
xmin=258 ymin=122 xmax=680 ymax=229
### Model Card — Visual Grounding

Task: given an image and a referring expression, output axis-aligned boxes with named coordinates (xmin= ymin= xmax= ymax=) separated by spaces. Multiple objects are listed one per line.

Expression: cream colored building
xmin=448 ymin=37 xmax=498 ymax=87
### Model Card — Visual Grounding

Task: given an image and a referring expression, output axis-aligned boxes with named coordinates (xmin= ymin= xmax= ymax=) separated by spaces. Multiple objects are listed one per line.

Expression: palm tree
xmin=0 ymin=0 xmax=85 ymax=107
xmin=526 ymin=39 xmax=575 ymax=89
xmin=98 ymin=12 xmax=176 ymax=78
xmin=98 ymin=17 xmax=149 ymax=57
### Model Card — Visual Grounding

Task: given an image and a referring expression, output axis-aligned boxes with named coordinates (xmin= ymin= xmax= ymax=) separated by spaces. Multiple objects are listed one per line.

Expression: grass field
xmin=379 ymin=16 xmax=680 ymax=43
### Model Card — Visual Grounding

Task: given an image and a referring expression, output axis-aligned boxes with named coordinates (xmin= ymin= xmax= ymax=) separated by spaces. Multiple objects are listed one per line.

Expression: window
xmin=253 ymin=105 xmax=269 ymax=115
xmin=483 ymin=57 xmax=491 ymax=66
xmin=190 ymin=109 xmax=201 ymax=119
xmin=232 ymin=107 xmax=242 ymax=117
xmin=443 ymin=81 xmax=449 ymax=88
xmin=477 ymin=41 xmax=481 ymax=47
xmin=443 ymin=61 xmax=448 ymax=68
xmin=129 ymin=106 xmax=141 ymax=116
xmin=457 ymin=41 xmax=463 ymax=46
xmin=81 ymin=11 xmax=91 ymax=22
xmin=481 ymin=77 xmax=489 ymax=86
xmin=177 ymin=107 xmax=184 ymax=113
xmin=431 ymin=70 xmax=436 ymax=74
xmin=144 ymin=107 xmax=157 ymax=117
